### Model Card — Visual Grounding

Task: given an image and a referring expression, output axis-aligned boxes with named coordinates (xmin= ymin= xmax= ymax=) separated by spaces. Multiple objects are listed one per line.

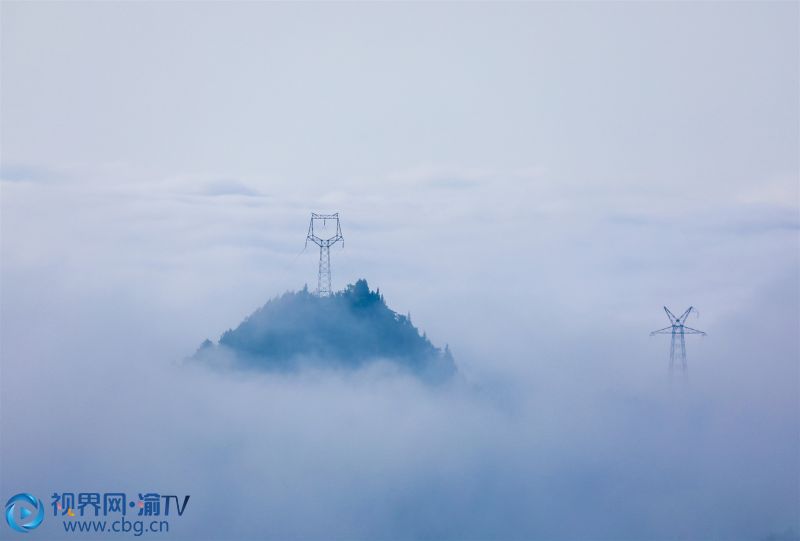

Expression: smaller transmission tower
xmin=305 ymin=213 xmax=343 ymax=297
xmin=650 ymin=306 xmax=706 ymax=375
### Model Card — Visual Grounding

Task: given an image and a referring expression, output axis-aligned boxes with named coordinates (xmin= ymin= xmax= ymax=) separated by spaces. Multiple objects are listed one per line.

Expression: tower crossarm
xmin=650 ymin=325 xmax=675 ymax=335
xmin=682 ymin=325 xmax=706 ymax=335
xmin=306 ymin=235 xmax=343 ymax=247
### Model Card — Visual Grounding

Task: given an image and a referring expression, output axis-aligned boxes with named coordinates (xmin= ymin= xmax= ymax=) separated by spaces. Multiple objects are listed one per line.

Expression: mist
xmin=1 ymin=172 xmax=797 ymax=539
xmin=2 ymin=1 xmax=798 ymax=539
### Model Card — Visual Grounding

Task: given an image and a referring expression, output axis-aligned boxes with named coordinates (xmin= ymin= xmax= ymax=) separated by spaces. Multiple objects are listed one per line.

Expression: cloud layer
xmin=1 ymin=2 xmax=798 ymax=539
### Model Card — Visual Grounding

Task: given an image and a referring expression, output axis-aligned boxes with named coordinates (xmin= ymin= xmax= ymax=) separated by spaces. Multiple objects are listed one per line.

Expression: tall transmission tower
xmin=305 ymin=212 xmax=343 ymax=297
xmin=650 ymin=306 xmax=706 ymax=375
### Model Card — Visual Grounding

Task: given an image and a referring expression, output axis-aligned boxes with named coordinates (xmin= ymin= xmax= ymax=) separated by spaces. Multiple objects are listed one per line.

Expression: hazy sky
xmin=1 ymin=2 xmax=798 ymax=540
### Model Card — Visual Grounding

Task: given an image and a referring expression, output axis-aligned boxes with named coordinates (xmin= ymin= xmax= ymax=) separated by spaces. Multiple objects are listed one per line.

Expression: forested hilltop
xmin=193 ymin=279 xmax=456 ymax=382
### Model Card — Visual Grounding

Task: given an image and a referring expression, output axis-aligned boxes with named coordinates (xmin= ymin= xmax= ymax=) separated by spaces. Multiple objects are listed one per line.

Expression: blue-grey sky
xmin=1 ymin=2 xmax=798 ymax=540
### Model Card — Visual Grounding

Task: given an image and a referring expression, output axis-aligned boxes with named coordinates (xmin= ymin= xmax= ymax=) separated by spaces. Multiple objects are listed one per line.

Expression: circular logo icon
xmin=5 ymin=494 xmax=44 ymax=533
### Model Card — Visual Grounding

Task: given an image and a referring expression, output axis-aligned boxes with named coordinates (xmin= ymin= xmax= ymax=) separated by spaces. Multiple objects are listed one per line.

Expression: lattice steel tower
xmin=650 ymin=306 xmax=706 ymax=375
xmin=305 ymin=213 xmax=343 ymax=296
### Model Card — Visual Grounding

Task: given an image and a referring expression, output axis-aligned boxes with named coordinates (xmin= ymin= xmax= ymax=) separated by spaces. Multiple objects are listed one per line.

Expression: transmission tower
xmin=305 ymin=213 xmax=343 ymax=296
xmin=650 ymin=306 xmax=706 ymax=375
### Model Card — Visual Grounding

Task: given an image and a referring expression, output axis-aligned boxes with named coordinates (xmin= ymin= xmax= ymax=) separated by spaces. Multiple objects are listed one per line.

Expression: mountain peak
xmin=193 ymin=279 xmax=456 ymax=383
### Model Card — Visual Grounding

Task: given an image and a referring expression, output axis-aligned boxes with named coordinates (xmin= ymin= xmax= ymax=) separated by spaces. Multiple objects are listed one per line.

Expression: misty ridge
xmin=193 ymin=278 xmax=457 ymax=383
